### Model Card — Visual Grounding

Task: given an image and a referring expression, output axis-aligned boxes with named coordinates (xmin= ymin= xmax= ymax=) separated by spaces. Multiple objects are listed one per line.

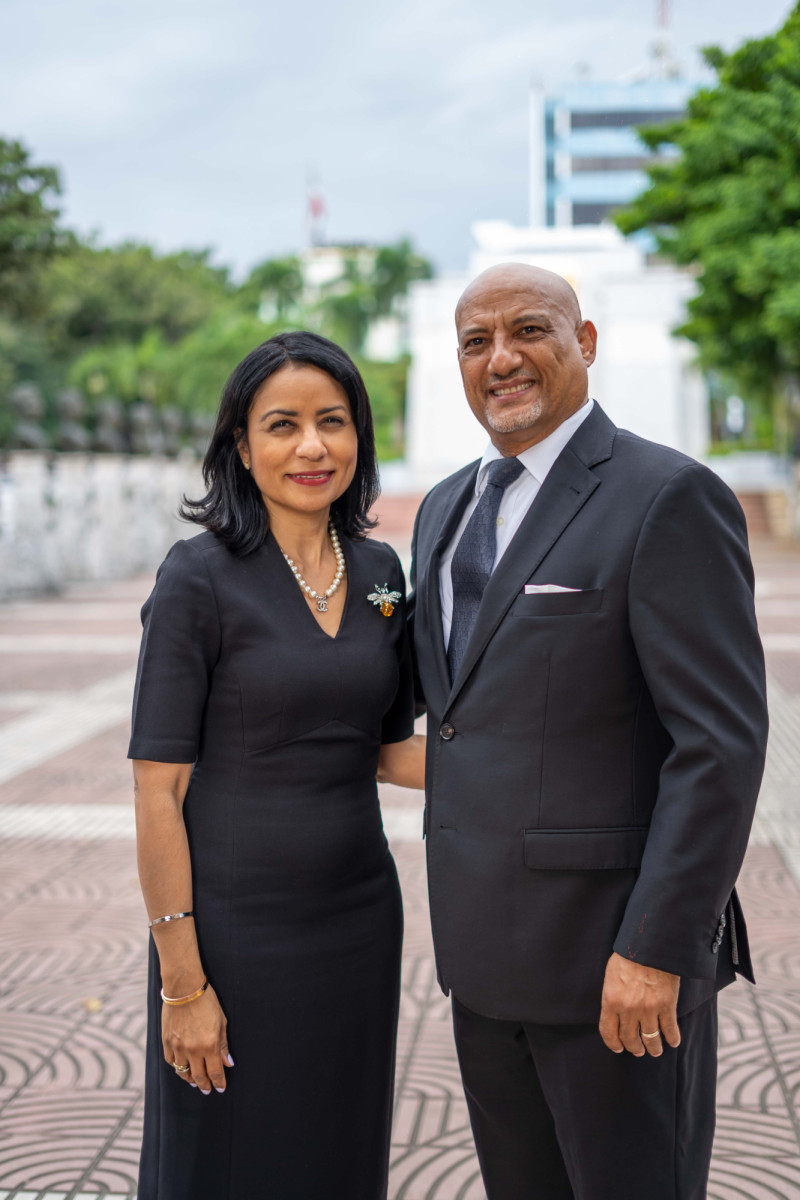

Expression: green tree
xmin=370 ymin=239 xmax=433 ymax=316
xmin=312 ymin=250 xmax=374 ymax=354
xmin=615 ymin=2 xmax=800 ymax=438
xmin=315 ymin=241 xmax=434 ymax=355
xmin=238 ymin=255 xmax=304 ymax=319
xmin=0 ymin=315 xmax=53 ymax=399
xmin=318 ymin=285 xmax=373 ymax=355
xmin=357 ymin=356 xmax=409 ymax=459
xmin=39 ymin=240 xmax=233 ymax=362
xmin=0 ymin=137 xmax=65 ymax=320
xmin=161 ymin=311 xmax=282 ymax=413
xmin=68 ymin=310 xmax=281 ymax=414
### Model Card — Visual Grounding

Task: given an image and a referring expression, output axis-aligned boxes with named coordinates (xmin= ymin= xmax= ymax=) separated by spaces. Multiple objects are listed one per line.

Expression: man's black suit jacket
xmin=409 ymin=403 xmax=769 ymax=1025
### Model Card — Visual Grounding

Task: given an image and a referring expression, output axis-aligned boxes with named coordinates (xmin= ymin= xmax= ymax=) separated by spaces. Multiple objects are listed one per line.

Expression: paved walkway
xmin=0 ymin=526 xmax=798 ymax=1199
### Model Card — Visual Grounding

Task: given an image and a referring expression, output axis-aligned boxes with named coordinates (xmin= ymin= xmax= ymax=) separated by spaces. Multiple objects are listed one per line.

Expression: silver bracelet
xmin=148 ymin=910 xmax=194 ymax=928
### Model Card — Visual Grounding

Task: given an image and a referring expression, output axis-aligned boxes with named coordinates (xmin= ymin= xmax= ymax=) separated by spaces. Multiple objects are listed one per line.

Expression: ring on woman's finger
xmin=640 ymin=1029 xmax=661 ymax=1040
xmin=173 ymin=1061 xmax=191 ymax=1073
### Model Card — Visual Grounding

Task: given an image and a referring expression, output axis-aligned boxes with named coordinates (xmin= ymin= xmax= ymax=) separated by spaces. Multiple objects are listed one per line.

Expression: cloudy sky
xmin=1 ymin=0 xmax=795 ymax=275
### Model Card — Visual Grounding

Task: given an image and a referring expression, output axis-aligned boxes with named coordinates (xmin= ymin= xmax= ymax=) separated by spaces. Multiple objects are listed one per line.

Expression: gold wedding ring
xmin=640 ymin=1029 xmax=661 ymax=1039
xmin=173 ymin=1062 xmax=191 ymax=1073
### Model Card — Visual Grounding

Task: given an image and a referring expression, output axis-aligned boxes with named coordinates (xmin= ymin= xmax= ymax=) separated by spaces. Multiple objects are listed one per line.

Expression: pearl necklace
xmin=281 ymin=522 xmax=346 ymax=613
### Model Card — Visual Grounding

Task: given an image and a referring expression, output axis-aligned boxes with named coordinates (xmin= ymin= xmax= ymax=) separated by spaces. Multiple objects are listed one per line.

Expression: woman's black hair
xmin=181 ymin=331 xmax=379 ymax=554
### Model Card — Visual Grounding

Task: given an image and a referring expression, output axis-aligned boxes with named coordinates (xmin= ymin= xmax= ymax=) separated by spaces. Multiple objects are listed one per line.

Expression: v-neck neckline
xmin=270 ymin=529 xmax=352 ymax=642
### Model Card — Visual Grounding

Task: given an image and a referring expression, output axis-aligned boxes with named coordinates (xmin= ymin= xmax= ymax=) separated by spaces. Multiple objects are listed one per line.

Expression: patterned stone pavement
xmin=0 ymin=518 xmax=799 ymax=1199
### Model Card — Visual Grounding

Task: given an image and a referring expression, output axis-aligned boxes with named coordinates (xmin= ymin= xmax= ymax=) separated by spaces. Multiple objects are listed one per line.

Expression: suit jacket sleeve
xmin=612 ymin=462 xmax=768 ymax=980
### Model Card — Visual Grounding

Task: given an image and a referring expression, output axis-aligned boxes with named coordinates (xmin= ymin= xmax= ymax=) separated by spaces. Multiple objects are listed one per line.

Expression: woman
xmin=130 ymin=331 xmax=425 ymax=1199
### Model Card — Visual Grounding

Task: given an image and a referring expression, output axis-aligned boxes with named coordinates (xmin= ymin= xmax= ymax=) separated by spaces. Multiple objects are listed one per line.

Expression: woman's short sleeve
xmin=380 ymin=552 xmax=416 ymax=746
xmin=128 ymin=538 xmax=221 ymax=763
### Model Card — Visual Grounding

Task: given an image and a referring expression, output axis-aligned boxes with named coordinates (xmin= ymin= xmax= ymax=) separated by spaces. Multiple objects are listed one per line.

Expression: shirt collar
xmin=475 ymin=398 xmax=594 ymax=496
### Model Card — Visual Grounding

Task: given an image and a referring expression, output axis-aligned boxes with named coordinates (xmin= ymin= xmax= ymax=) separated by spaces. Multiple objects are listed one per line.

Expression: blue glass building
xmin=529 ymin=78 xmax=697 ymax=227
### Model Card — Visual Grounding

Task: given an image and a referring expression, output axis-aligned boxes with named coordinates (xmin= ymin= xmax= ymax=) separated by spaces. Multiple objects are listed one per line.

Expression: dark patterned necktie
xmin=447 ymin=456 xmax=525 ymax=682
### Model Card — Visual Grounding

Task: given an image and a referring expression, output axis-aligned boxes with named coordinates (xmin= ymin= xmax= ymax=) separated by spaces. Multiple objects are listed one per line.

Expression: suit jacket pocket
xmin=515 ymin=588 xmax=603 ymax=616
xmin=523 ymin=826 xmax=649 ymax=870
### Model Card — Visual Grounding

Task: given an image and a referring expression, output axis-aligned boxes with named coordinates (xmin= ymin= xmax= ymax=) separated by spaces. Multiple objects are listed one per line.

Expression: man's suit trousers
xmin=452 ymin=995 xmax=718 ymax=1200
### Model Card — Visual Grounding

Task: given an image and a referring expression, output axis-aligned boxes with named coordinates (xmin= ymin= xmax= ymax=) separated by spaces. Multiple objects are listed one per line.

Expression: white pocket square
xmin=524 ymin=584 xmax=583 ymax=594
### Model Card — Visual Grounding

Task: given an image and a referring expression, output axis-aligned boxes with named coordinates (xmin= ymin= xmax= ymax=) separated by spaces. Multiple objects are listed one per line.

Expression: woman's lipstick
xmin=286 ymin=471 xmax=334 ymax=487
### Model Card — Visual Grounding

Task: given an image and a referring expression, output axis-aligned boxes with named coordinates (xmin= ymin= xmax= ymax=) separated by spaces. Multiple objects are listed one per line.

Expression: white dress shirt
xmin=439 ymin=399 xmax=594 ymax=646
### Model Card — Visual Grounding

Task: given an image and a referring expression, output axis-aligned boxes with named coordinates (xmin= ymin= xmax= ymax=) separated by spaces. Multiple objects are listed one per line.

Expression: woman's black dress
xmin=128 ymin=530 xmax=414 ymax=1200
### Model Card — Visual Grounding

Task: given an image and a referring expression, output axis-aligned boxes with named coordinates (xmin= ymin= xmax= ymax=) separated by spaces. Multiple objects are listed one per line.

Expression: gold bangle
xmin=161 ymin=978 xmax=208 ymax=1006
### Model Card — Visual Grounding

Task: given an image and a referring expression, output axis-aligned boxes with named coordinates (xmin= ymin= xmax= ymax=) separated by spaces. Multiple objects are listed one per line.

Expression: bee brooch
xmin=367 ymin=583 xmax=402 ymax=617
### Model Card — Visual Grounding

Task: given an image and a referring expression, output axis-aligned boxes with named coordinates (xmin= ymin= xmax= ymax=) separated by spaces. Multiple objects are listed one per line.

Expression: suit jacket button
xmin=440 ymin=722 xmax=455 ymax=741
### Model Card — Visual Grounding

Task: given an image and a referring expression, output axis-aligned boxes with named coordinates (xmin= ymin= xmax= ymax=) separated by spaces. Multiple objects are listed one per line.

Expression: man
xmin=408 ymin=263 xmax=768 ymax=1199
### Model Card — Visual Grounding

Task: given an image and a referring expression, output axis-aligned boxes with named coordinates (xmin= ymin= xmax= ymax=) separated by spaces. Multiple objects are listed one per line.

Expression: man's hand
xmin=599 ymin=952 xmax=681 ymax=1058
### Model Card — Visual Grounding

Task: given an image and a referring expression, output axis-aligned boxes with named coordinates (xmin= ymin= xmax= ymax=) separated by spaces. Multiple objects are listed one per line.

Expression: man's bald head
xmin=455 ymin=263 xmax=582 ymax=332
xmin=453 ymin=260 xmax=597 ymax=455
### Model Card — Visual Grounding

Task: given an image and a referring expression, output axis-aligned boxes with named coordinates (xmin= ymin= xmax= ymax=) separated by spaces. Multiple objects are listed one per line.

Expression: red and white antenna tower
xmin=305 ymin=171 xmax=327 ymax=249
xmin=652 ymin=0 xmax=679 ymax=78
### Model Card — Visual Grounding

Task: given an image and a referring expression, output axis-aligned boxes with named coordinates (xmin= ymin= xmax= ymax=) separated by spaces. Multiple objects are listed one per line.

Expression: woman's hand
xmin=134 ymin=759 xmax=233 ymax=1094
xmin=377 ymin=733 xmax=426 ymax=790
xmin=162 ymin=983 xmax=233 ymax=1094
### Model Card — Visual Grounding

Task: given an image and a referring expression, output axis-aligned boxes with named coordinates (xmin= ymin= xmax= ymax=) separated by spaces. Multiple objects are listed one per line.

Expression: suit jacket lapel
xmin=447 ymin=404 xmax=616 ymax=705
xmin=423 ymin=463 xmax=479 ymax=702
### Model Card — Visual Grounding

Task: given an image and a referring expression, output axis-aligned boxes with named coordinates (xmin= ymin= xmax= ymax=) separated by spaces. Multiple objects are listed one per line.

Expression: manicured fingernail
xmin=215 ymin=1087 xmax=225 ymax=1093
xmin=190 ymin=1082 xmax=198 ymax=1088
xmin=226 ymin=1054 xmax=235 ymax=1066
xmin=200 ymin=1088 xmax=211 ymax=1095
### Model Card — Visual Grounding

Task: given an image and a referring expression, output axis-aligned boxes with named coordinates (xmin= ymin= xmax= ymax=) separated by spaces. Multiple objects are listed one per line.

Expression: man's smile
xmin=489 ymin=379 xmax=536 ymax=399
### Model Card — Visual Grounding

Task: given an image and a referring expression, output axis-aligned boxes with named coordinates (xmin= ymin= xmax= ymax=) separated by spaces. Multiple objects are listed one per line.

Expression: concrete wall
xmin=0 ymin=452 xmax=203 ymax=601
